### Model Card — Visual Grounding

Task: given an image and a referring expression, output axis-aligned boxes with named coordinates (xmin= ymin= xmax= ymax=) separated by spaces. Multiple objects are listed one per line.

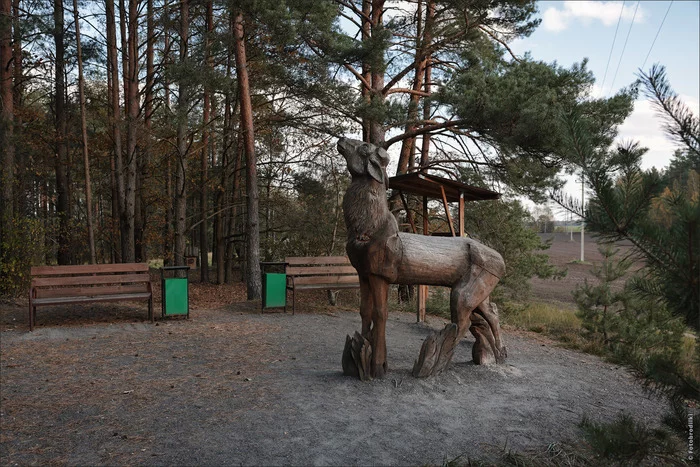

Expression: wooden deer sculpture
xmin=338 ymin=137 xmax=507 ymax=380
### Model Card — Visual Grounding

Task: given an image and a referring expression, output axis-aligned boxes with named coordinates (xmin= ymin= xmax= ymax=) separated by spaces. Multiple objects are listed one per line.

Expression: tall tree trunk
xmin=199 ymin=0 xmax=213 ymax=282
xmin=54 ymin=0 xmax=70 ymax=264
xmin=360 ymin=0 xmax=371 ymax=142
xmin=12 ymin=0 xmax=25 ymax=217
xmin=121 ymin=0 xmax=139 ymax=263
xmin=136 ymin=0 xmax=155 ymax=263
xmin=233 ymin=11 xmax=261 ymax=299
xmin=217 ymin=25 xmax=233 ymax=284
xmin=226 ymin=126 xmax=244 ymax=284
xmin=107 ymin=0 xmax=124 ymax=262
xmin=419 ymin=0 xmax=434 ymax=168
xmin=174 ymin=0 xmax=189 ymax=267
xmin=0 ymin=0 xmax=14 ymax=244
xmin=396 ymin=0 xmax=424 ymax=175
xmin=368 ymin=0 xmax=385 ymax=146
xmin=162 ymin=0 xmax=173 ymax=266
xmin=73 ymin=0 xmax=96 ymax=263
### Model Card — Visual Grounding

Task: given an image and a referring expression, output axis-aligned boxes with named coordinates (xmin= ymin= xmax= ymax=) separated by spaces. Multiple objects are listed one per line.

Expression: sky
xmin=510 ymin=0 xmax=700 ymax=213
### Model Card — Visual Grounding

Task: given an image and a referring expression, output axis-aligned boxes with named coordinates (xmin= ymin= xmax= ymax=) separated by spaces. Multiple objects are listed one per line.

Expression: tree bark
xmin=215 ymin=47 xmax=232 ymax=283
xmin=54 ymin=0 xmax=70 ymax=264
xmin=162 ymin=0 xmax=173 ymax=266
xmin=121 ymin=0 xmax=139 ymax=263
xmin=174 ymin=0 xmax=189 ymax=267
xmin=360 ymin=0 xmax=371 ymax=142
xmin=199 ymin=0 xmax=213 ymax=282
xmin=368 ymin=0 xmax=385 ymax=146
xmin=233 ymin=11 xmax=261 ymax=299
xmin=225 ymin=116 xmax=244 ymax=284
xmin=396 ymin=0 xmax=424 ymax=175
xmin=136 ymin=0 xmax=155 ymax=263
xmin=0 ymin=0 xmax=14 ymax=243
xmin=419 ymin=0 xmax=434 ymax=168
xmin=73 ymin=0 xmax=96 ymax=263
xmin=105 ymin=0 xmax=124 ymax=262
xmin=11 ymin=0 xmax=23 ymax=217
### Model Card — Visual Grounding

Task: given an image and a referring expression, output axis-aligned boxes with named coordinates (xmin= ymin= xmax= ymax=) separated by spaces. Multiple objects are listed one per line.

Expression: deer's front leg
xmin=368 ymin=274 xmax=389 ymax=378
xmin=359 ymin=276 xmax=372 ymax=337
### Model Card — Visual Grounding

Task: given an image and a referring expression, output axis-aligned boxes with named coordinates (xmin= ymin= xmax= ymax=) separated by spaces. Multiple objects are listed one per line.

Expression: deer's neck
xmin=343 ymin=177 xmax=396 ymax=243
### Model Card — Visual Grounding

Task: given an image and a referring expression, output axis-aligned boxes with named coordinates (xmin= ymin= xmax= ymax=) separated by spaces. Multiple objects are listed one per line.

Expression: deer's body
xmin=339 ymin=137 xmax=507 ymax=378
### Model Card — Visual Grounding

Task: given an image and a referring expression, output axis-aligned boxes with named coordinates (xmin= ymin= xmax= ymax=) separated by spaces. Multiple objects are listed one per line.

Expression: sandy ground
xmin=0 ymin=299 xmax=666 ymax=466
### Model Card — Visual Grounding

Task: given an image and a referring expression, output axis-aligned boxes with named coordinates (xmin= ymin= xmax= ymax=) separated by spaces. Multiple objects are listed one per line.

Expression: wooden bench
xmin=285 ymin=256 xmax=360 ymax=314
xmin=29 ymin=263 xmax=153 ymax=331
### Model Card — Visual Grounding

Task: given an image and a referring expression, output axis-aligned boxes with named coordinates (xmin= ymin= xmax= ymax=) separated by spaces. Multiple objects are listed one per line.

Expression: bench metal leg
xmin=28 ymin=291 xmax=35 ymax=332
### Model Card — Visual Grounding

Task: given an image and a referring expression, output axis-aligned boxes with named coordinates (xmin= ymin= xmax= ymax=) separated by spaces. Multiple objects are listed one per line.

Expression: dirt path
xmin=1 ymin=303 xmax=666 ymax=466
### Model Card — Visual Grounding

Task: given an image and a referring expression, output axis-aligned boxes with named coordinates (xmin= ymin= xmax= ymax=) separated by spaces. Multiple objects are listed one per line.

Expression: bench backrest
xmin=285 ymin=256 xmax=359 ymax=286
xmin=30 ymin=263 xmax=151 ymax=298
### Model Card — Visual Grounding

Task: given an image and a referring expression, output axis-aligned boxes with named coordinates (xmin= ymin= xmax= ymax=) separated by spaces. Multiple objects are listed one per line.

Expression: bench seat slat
xmin=32 ymin=293 xmax=152 ymax=307
xmin=291 ymin=275 xmax=359 ymax=286
xmin=31 ymin=263 xmax=149 ymax=276
xmin=285 ymin=256 xmax=350 ymax=265
xmin=32 ymin=273 xmax=150 ymax=288
xmin=285 ymin=265 xmax=357 ymax=276
xmin=35 ymin=285 xmax=149 ymax=299
xmin=293 ymin=283 xmax=360 ymax=291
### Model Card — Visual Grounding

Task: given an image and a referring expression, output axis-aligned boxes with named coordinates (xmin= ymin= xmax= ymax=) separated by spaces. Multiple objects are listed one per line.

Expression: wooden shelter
xmin=388 ymin=172 xmax=500 ymax=321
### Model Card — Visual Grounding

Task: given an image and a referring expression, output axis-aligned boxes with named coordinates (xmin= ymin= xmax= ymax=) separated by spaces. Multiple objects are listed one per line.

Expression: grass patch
xmin=680 ymin=333 xmax=700 ymax=383
xmin=504 ymin=301 xmax=581 ymax=334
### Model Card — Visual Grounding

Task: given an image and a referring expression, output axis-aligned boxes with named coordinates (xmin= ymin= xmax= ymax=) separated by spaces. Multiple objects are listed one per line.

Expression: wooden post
xmin=458 ymin=192 xmax=464 ymax=237
xmin=417 ymin=195 xmax=429 ymax=322
xmin=440 ymin=186 xmax=456 ymax=237
xmin=399 ymin=191 xmax=417 ymax=234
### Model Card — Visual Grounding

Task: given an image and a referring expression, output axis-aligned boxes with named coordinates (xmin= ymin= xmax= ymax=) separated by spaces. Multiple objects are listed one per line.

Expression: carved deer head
xmin=337 ymin=138 xmax=390 ymax=186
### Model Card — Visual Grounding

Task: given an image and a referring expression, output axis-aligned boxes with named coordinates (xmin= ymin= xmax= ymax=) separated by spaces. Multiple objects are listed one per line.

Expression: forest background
xmin=0 ymin=0 xmax=696 ymax=328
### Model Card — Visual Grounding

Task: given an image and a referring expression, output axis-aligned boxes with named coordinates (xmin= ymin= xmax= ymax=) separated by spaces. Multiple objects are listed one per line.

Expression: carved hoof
xmin=412 ymin=323 xmax=458 ymax=378
xmin=372 ymin=360 xmax=388 ymax=379
xmin=342 ymin=331 xmax=373 ymax=381
xmin=471 ymin=326 xmax=507 ymax=365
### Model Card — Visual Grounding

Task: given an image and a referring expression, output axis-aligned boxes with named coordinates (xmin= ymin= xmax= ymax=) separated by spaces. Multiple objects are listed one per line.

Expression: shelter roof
xmin=388 ymin=172 xmax=500 ymax=203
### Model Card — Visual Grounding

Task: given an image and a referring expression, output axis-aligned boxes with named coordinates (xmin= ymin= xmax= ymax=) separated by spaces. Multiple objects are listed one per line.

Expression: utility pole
xmin=580 ymin=170 xmax=585 ymax=262
xmin=569 ymin=210 xmax=573 ymax=241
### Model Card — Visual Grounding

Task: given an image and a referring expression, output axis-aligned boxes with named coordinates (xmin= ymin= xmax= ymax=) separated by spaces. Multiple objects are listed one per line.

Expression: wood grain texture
xmin=31 ymin=263 xmax=149 ymax=275
xmin=339 ymin=138 xmax=507 ymax=379
xmin=412 ymin=323 xmax=458 ymax=378
xmin=29 ymin=263 xmax=153 ymax=331
xmin=285 ymin=256 xmax=351 ymax=265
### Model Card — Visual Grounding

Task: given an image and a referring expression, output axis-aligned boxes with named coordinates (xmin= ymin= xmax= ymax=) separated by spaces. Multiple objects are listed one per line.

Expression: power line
xmin=600 ymin=1 xmax=626 ymax=93
xmin=641 ymin=0 xmax=673 ymax=72
xmin=609 ymin=0 xmax=640 ymax=95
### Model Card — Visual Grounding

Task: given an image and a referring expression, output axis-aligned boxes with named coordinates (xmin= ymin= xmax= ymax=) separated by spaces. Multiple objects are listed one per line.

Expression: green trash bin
xmin=161 ymin=266 xmax=190 ymax=318
xmin=260 ymin=262 xmax=287 ymax=312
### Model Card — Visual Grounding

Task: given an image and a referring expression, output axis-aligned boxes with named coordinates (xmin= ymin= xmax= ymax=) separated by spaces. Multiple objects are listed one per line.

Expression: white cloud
xmin=616 ymin=97 xmax=700 ymax=170
xmin=542 ymin=1 xmax=646 ymax=33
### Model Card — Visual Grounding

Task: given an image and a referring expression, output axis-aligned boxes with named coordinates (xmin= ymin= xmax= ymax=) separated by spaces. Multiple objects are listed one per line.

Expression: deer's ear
xmin=375 ymin=147 xmax=390 ymax=167
xmin=366 ymin=157 xmax=385 ymax=184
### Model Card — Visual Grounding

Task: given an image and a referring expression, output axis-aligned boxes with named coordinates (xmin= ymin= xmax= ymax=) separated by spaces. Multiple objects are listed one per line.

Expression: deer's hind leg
xmin=470 ymin=298 xmax=507 ymax=364
xmin=451 ymin=265 xmax=506 ymax=365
